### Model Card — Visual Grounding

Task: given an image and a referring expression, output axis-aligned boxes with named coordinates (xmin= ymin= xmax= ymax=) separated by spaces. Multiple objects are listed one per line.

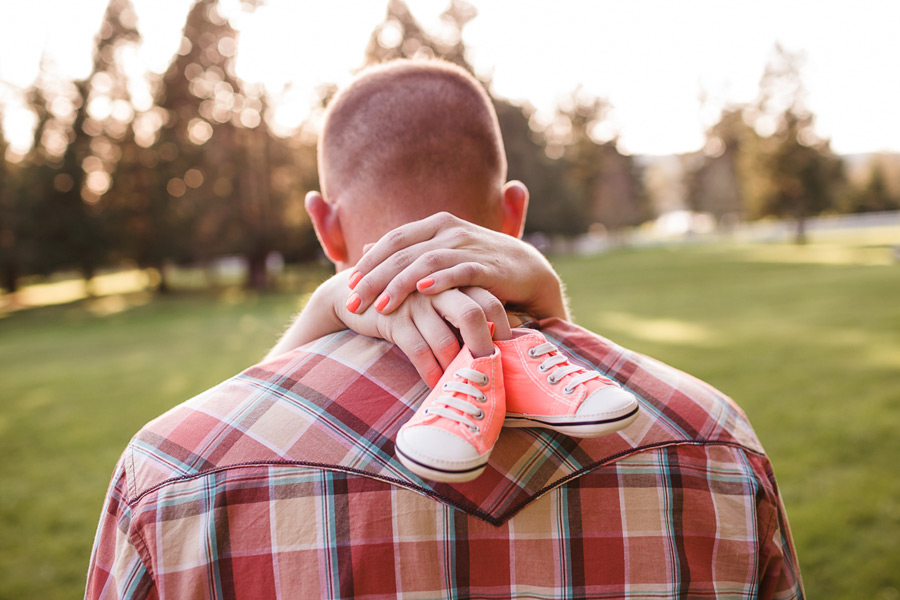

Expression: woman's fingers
xmin=414 ymin=262 xmax=489 ymax=296
xmin=460 ymin=286 xmax=512 ymax=341
xmin=431 ymin=290 xmax=495 ymax=358
xmin=348 ymin=243 xmax=455 ymax=314
xmin=370 ymin=287 xmax=508 ymax=386
xmin=351 ymin=213 xmax=455 ymax=279
xmin=361 ymin=249 xmax=484 ymax=315
xmin=384 ymin=317 xmax=445 ymax=389
xmin=347 ymin=213 xmax=479 ymax=314
xmin=410 ymin=305 xmax=462 ymax=372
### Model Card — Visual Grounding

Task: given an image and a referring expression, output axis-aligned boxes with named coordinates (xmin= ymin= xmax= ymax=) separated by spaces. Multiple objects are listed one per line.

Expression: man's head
xmin=306 ymin=59 xmax=528 ymax=270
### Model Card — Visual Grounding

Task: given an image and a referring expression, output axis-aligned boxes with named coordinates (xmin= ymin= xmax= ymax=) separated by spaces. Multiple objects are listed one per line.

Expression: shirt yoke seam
xmin=122 ymin=438 xmax=768 ymax=526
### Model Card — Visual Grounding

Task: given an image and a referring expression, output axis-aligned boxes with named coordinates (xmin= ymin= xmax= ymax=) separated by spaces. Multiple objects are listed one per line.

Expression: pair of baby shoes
xmin=395 ymin=328 xmax=640 ymax=482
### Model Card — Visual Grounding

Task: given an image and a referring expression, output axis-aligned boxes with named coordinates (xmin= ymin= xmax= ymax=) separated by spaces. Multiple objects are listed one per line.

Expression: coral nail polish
xmin=375 ymin=293 xmax=390 ymax=312
xmin=346 ymin=293 xmax=361 ymax=313
xmin=417 ymin=278 xmax=435 ymax=291
xmin=348 ymin=271 xmax=363 ymax=290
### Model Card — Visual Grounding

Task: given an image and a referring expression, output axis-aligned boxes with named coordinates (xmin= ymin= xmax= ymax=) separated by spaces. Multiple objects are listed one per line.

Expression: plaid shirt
xmin=86 ymin=319 xmax=803 ymax=599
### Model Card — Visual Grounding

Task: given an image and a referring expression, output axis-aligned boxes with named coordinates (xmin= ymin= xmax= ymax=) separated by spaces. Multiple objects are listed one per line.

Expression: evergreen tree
xmin=747 ymin=45 xmax=845 ymax=243
xmin=364 ymin=0 xmax=474 ymax=68
xmin=13 ymin=0 xmax=142 ymax=290
xmin=0 ymin=107 xmax=19 ymax=292
xmin=149 ymin=0 xmax=240 ymax=285
xmin=82 ymin=0 xmax=145 ymax=272
xmin=149 ymin=0 xmax=291 ymax=290
xmin=493 ymin=98 xmax=581 ymax=235
xmin=551 ymin=89 xmax=650 ymax=234
xmin=685 ymin=106 xmax=757 ymax=227
xmin=848 ymin=162 xmax=900 ymax=213
xmin=61 ymin=0 xmax=141 ymax=284
xmin=20 ymin=78 xmax=74 ymax=277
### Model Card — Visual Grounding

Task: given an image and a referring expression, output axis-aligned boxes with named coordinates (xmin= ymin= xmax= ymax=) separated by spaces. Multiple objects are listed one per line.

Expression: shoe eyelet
xmin=474 ymin=409 xmax=485 ymax=420
xmin=563 ymin=386 xmax=575 ymax=395
xmin=480 ymin=375 xmax=489 ymax=386
xmin=538 ymin=364 xmax=548 ymax=373
xmin=423 ymin=408 xmax=431 ymax=415
xmin=547 ymin=375 xmax=559 ymax=385
xmin=527 ymin=347 xmax=538 ymax=358
xmin=469 ymin=425 xmax=480 ymax=433
xmin=441 ymin=383 xmax=449 ymax=391
xmin=477 ymin=394 xmax=486 ymax=403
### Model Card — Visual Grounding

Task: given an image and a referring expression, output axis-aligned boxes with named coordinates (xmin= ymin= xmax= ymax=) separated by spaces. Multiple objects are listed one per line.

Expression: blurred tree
xmin=17 ymin=73 xmax=102 ymax=287
xmin=74 ymin=0 xmax=142 ymax=286
xmin=103 ymin=129 xmax=170 ymax=287
xmin=6 ymin=0 xmax=321 ymax=294
xmin=685 ymin=106 xmax=758 ymax=228
xmin=148 ymin=0 xmax=241 ymax=288
xmin=0 ymin=106 xmax=19 ymax=292
xmin=148 ymin=0 xmax=298 ymax=291
xmin=12 ymin=1 xmax=142 ymax=292
xmin=81 ymin=0 xmax=147 ymax=278
xmin=365 ymin=0 xmax=475 ymax=68
xmin=493 ymin=98 xmax=581 ymax=235
xmin=589 ymin=144 xmax=650 ymax=233
xmin=845 ymin=161 xmax=899 ymax=213
xmin=2 ymin=85 xmax=61 ymax=290
xmin=225 ymin=99 xmax=302 ymax=290
xmin=551 ymin=89 xmax=650 ymax=234
xmin=746 ymin=44 xmax=845 ymax=243
xmin=7 ymin=88 xmax=43 ymax=289
xmin=20 ymin=78 xmax=77 ymax=278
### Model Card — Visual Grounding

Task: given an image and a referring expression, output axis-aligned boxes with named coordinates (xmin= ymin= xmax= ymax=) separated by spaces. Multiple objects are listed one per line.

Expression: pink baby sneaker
xmin=495 ymin=329 xmax=639 ymax=437
xmin=396 ymin=345 xmax=505 ymax=482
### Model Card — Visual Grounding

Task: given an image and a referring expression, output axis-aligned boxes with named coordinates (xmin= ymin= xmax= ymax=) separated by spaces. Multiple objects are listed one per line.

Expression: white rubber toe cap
xmin=398 ymin=425 xmax=481 ymax=464
xmin=576 ymin=385 xmax=639 ymax=419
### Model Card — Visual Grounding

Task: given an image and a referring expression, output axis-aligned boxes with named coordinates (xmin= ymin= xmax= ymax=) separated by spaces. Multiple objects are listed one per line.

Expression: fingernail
xmin=348 ymin=271 xmax=362 ymax=290
xmin=417 ymin=277 xmax=435 ymax=291
xmin=375 ymin=293 xmax=390 ymax=312
xmin=346 ymin=293 xmax=361 ymax=313
xmin=488 ymin=321 xmax=495 ymax=337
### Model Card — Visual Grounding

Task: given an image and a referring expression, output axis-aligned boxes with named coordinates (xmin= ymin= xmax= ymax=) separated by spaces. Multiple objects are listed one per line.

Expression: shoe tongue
xmin=510 ymin=328 xmax=539 ymax=339
xmin=505 ymin=331 xmax=544 ymax=346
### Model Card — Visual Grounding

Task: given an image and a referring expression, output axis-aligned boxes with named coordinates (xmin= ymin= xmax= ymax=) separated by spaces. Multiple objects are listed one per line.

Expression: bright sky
xmin=1 ymin=0 xmax=898 ymax=156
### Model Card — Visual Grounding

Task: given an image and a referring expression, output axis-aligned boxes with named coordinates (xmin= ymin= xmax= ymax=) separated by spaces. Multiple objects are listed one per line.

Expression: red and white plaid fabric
xmin=86 ymin=319 xmax=803 ymax=599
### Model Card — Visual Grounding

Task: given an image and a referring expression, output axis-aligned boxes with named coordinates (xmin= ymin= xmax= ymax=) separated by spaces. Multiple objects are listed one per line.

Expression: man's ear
xmin=500 ymin=180 xmax=529 ymax=238
xmin=305 ymin=191 xmax=348 ymax=264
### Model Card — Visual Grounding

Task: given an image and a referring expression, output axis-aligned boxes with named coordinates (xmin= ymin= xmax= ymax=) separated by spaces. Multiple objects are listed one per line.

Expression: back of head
xmin=318 ymin=59 xmax=507 ymax=232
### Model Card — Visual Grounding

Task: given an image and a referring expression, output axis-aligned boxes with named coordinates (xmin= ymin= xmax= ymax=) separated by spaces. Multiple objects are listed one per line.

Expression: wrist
xmin=527 ymin=261 xmax=570 ymax=321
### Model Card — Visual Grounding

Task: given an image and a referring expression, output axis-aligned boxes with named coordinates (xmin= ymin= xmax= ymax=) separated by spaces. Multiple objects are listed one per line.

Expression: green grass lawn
xmin=1 ymin=234 xmax=898 ymax=599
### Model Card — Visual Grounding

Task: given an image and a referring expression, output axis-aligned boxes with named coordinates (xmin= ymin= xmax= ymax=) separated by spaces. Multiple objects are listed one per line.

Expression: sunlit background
xmin=1 ymin=3 xmax=899 ymax=599
xmin=3 ymin=0 xmax=900 ymax=156
xmin=2 ymin=0 xmax=899 ymax=296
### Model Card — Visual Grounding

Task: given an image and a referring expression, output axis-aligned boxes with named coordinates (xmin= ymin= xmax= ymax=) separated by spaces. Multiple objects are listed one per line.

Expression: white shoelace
xmin=527 ymin=342 xmax=602 ymax=395
xmin=425 ymin=367 xmax=490 ymax=433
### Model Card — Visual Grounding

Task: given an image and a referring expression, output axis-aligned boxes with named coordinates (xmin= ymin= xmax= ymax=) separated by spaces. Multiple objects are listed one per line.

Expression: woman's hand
xmin=345 ymin=211 xmax=569 ymax=321
xmin=266 ymin=269 xmax=509 ymax=389
xmin=339 ymin=284 xmax=510 ymax=388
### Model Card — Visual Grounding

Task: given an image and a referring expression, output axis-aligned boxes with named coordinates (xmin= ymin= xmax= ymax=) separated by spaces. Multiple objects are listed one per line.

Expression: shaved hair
xmin=318 ymin=59 xmax=507 ymax=228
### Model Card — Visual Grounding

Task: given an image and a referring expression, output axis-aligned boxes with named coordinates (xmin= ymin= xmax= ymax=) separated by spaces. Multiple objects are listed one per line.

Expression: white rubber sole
xmin=395 ymin=446 xmax=488 ymax=483
xmin=504 ymin=405 xmax=639 ymax=438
